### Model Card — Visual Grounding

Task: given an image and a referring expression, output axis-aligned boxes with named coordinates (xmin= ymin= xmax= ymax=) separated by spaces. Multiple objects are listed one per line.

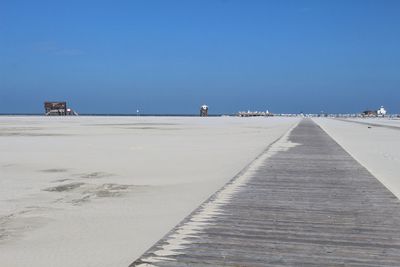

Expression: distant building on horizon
xmin=361 ymin=105 xmax=387 ymax=117
xmin=377 ymin=106 xmax=387 ymax=117
xmin=44 ymin=101 xmax=78 ymax=116
xmin=361 ymin=110 xmax=377 ymax=117
xmin=237 ymin=110 xmax=273 ymax=117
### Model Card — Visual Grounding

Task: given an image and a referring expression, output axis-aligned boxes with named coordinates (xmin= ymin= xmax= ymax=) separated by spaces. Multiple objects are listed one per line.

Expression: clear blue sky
xmin=1 ymin=0 xmax=399 ymax=114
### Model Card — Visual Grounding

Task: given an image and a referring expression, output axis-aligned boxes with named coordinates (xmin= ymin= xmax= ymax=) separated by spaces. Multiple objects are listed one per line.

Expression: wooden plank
xmin=130 ymin=119 xmax=400 ymax=266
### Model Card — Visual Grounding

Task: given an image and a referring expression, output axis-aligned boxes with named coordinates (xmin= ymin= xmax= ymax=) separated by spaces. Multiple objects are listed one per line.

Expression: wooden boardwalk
xmin=131 ymin=119 xmax=400 ymax=266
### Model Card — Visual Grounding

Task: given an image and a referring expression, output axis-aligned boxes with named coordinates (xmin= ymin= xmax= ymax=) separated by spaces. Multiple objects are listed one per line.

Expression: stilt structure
xmin=44 ymin=101 xmax=78 ymax=116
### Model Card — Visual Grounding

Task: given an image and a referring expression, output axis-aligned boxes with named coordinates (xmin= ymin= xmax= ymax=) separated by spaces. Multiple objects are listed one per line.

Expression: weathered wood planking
xmin=131 ymin=119 xmax=400 ymax=267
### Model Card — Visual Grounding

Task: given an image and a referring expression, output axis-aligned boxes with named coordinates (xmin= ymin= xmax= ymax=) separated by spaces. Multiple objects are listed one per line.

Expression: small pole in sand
xmin=136 ymin=109 xmax=140 ymax=117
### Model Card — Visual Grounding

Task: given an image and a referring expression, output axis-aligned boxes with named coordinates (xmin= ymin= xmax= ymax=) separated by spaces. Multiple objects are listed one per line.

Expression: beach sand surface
xmin=315 ymin=118 xmax=400 ymax=199
xmin=0 ymin=116 xmax=299 ymax=267
xmin=344 ymin=117 xmax=400 ymax=128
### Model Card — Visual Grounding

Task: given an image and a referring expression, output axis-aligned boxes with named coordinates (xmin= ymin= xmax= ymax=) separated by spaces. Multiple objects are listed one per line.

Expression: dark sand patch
xmin=86 ymin=123 xmax=178 ymax=127
xmin=40 ymin=168 xmax=69 ymax=173
xmin=44 ymin=182 xmax=84 ymax=192
xmin=44 ymin=181 xmax=146 ymax=206
xmin=2 ymin=163 xmax=15 ymax=168
xmin=0 ymin=127 xmax=42 ymax=131
xmin=118 ymin=126 xmax=181 ymax=130
xmin=51 ymin=178 xmax=72 ymax=183
xmin=80 ymin=172 xmax=113 ymax=179
xmin=0 ymin=213 xmax=17 ymax=241
xmin=93 ymin=184 xmax=131 ymax=198
xmin=70 ymin=195 xmax=91 ymax=205
xmin=0 ymin=132 xmax=69 ymax=137
xmin=0 ymin=216 xmax=48 ymax=242
xmin=70 ymin=184 xmax=145 ymax=205
xmin=0 ymin=207 xmax=49 ymax=242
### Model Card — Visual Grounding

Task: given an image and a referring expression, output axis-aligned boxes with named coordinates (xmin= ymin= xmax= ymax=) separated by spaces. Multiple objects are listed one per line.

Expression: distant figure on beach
xmin=200 ymin=105 xmax=208 ymax=117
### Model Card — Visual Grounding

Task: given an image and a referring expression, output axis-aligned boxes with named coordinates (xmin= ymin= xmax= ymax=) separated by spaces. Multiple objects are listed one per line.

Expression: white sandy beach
xmin=315 ymin=118 xmax=400 ymax=199
xmin=0 ymin=116 xmax=299 ymax=267
xmin=343 ymin=117 xmax=400 ymax=128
